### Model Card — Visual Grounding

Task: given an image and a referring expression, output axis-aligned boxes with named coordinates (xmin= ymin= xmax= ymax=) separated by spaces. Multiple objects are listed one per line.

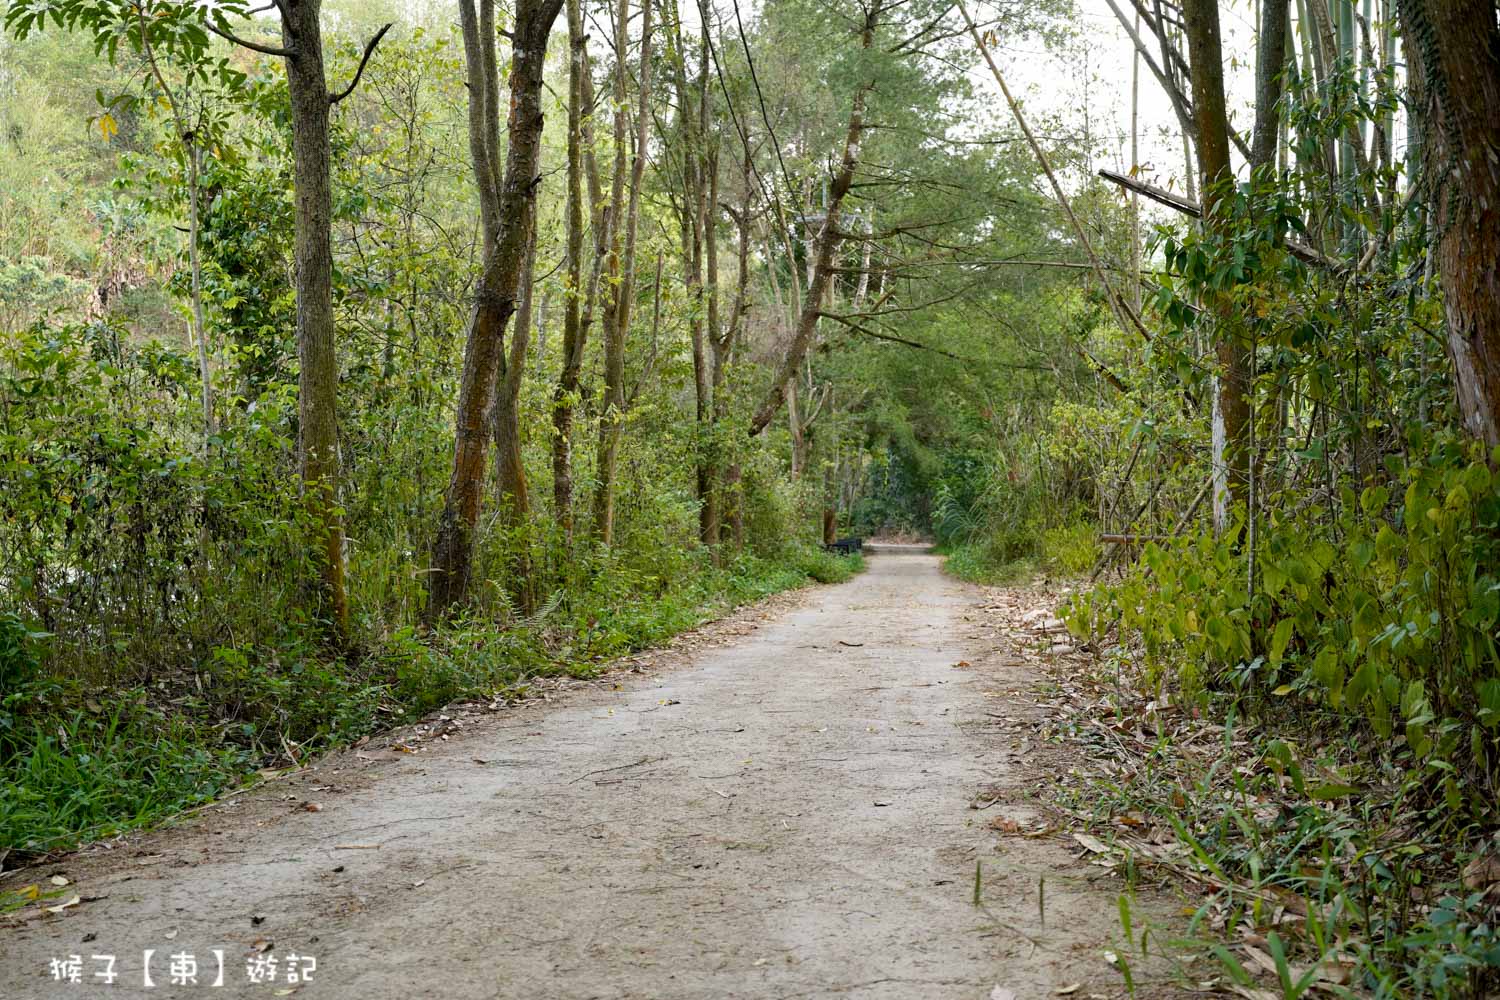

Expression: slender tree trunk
xmin=787 ymin=378 xmax=805 ymax=478
xmin=1182 ymin=0 xmax=1252 ymax=529
xmin=690 ymin=16 xmax=721 ymax=553
xmin=492 ymin=236 xmax=534 ymax=528
xmin=723 ymin=147 xmax=753 ymax=548
xmin=1397 ymin=0 xmax=1500 ymax=446
xmin=1130 ymin=14 xmax=1143 ymax=312
xmin=701 ymin=148 xmax=723 ymax=551
xmin=492 ymin=237 xmax=535 ymax=611
xmin=430 ymin=0 xmax=564 ymax=616
xmin=592 ymin=0 xmax=654 ymax=545
xmin=747 ymin=7 xmax=880 ymax=437
xmin=822 ymin=395 xmax=839 ymax=547
xmin=1252 ymin=0 xmax=1290 ymax=170
xmin=282 ymin=0 xmax=348 ymax=637
xmin=551 ymin=0 xmax=588 ymax=539
xmin=186 ymin=144 xmax=215 ymax=437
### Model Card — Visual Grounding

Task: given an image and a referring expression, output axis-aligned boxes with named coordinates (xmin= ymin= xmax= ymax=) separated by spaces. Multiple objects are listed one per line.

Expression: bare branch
xmin=1096 ymin=168 xmax=1344 ymax=269
xmin=205 ymin=18 xmax=296 ymax=58
xmin=330 ymin=23 xmax=394 ymax=105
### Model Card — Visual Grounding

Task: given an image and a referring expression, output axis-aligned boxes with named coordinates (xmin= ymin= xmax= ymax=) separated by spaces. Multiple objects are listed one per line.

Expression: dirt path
xmin=3 ymin=547 xmax=1182 ymax=999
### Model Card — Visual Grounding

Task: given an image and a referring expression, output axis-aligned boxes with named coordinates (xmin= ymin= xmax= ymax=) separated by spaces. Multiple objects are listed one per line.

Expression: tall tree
xmin=592 ymin=0 xmax=655 ymax=545
xmin=550 ymin=0 xmax=589 ymax=539
xmin=1251 ymin=0 xmax=1290 ymax=170
xmin=1397 ymin=0 xmax=1500 ymax=446
xmin=746 ymin=2 xmax=881 ymax=437
xmin=1181 ymin=0 xmax=1252 ymax=528
xmin=429 ymin=0 xmax=565 ymax=615
xmin=281 ymin=0 xmax=354 ymax=637
xmin=2 ymin=0 xmax=394 ymax=638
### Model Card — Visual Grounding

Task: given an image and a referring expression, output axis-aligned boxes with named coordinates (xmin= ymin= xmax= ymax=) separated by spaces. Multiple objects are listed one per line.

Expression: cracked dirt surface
xmin=2 ymin=546 xmax=1185 ymax=999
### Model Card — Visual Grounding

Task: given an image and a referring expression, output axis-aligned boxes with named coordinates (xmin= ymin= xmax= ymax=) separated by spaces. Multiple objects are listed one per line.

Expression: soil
xmin=1 ymin=546 xmax=1190 ymax=1000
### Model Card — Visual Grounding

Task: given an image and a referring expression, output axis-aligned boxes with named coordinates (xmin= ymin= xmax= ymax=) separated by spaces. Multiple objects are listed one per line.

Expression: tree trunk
xmin=1182 ymin=0 xmax=1252 ymax=530
xmin=1398 ymin=0 xmax=1500 ymax=446
xmin=747 ymin=7 xmax=879 ymax=437
xmin=430 ymin=0 xmax=564 ymax=616
xmin=690 ymin=18 xmax=721 ymax=553
xmin=722 ymin=147 xmax=753 ymax=549
xmin=282 ymin=0 xmax=348 ymax=638
xmin=551 ymin=0 xmax=588 ymax=539
xmin=822 ymin=460 xmax=837 ymax=547
xmin=787 ymin=378 xmax=805 ymax=478
xmin=1252 ymin=0 xmax=1290 ymax=170
xmin=492 ymin=236 xmax=534 ymax=528
xmin=701 ymin=148 xmax=723 ymax=552
xmin=591 ymin=0 xmax=653 ymax=545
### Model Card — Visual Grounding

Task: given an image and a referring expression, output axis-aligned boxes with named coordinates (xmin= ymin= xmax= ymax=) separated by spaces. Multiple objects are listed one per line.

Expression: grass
xmin=1036 ymin=647 xmax=1500 ymax=998
xmin=940 ymin=523 xmax=1098 ymax=586
xmin=0 ymin=544 xmax=863 ymax=867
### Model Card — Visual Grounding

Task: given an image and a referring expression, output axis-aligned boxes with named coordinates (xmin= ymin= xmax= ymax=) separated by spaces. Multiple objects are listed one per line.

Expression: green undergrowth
xmin=1049 ymin=673 xmax=1500 ymax=998
xmin=1056 ymin=435 xmax=1500 ymax=996
xmin=0 ymin=546 xmax=861 ymax=866
xmin=941 ymin=522 xmax=1099 ymax=585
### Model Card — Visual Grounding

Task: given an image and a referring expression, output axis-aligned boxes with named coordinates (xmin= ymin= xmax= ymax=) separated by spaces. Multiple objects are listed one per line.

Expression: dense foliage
xmin=3 ymin=0 xmax=1500 ymax=991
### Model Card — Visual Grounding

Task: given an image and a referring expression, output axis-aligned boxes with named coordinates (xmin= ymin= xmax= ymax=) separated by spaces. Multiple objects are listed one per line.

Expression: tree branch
xmin=1096 ymin=167 xmax=1344 ymax=269
xmin=821 ymin=312 xmax=1043 ymax=368
xmin=205 ymin=18 xmax=296 ymax=58
xmin=330 ymin=23 xmax=394 ymax=105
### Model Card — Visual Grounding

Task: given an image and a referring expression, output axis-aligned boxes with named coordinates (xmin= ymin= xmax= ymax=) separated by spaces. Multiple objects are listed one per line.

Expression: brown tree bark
xmin=592 ymin=0 xmax=654 ymax=545
xmin=702 ymin=147 xmax=725 ymax=551
xmin=1251 ymin=0 xmax=1289 ymax=170
xmin=1181 ymin=0 xmax=1252 ymax=528
xmin=281 ymin=0 xmax=348 ymax=638
xmin=1398 ymin=0 xmax=1500 ymax=446
xmin=430 ymin=0 xmax=564 ymax=616
xmin=683 ymin=12 xmax=721 ymax=552
xmin=746 ymin=5 xmax=880 ymax=437
xmin=492 ymin=236 xmax=534 ymax=528
xmin=722 ymin=147 xmax=754 ymax=548
xmin=551 ymin=0 xmax=589 ymax=540
xmin=205 ymin=4 xmax=389 ymax=641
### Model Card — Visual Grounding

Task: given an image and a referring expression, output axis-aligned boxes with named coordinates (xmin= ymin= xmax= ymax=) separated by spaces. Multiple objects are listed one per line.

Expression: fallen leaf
xmin=1463 ymin=854 xmax=1500 ymax=891
xmin=1055 ymin=985 xmax=1081 ymax=996
xmin=1073 ymin=832 xmax=1111 ymax=854
xmin=44 ymin=894 xmax=81 ymax=914
xmin=48 ymin=875 xmax=69 ymax=887
xmin=299 ymin=801 xmax=322 ymax=813
xmin=1227 ymin=987 xmax=1280 ymax=1000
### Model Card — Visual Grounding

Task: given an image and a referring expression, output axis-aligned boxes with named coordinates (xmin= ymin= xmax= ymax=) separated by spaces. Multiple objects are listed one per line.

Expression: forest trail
xmin=3 ymin=548 xmax=1182 ymax=999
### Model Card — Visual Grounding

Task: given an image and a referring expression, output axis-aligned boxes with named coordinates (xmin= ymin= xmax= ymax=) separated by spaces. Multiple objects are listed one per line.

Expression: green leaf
xmin=1269 ymin=618 xmax=1294 ymax=665
xmin=1346 ymin=658 xmax=1376 ymax=706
